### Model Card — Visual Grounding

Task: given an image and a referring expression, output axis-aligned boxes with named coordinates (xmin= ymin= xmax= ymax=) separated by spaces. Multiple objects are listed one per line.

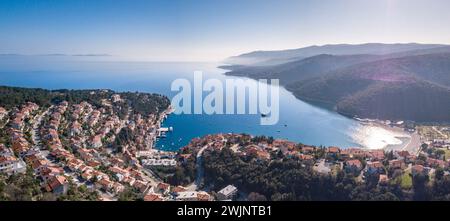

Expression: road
xmin=432 ymin=126 xmax=448 ymax=139
xmin=33 ymin=106 xmax=87 ymax=188
xmin=0 ymin=118 xmax=9 ymax=129
xmin=403 ymin=132 xmax=421 ymax=156
xmin=141 ymin=167 xmax=162 ymax=186
xmin=194 ymin=144 xmax=210 ymax=189
xmin=31 ymin=106 xmax=52 ymax=150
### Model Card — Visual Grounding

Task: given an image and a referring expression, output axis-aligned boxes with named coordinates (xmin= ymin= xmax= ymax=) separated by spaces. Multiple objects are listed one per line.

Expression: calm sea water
xmin=0 ymin=56 xmax=408 ymax=151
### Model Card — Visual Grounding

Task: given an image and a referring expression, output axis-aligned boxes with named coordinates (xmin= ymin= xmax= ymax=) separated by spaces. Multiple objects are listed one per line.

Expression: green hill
xmin=286 ymin=53 xmax=450 ymax=122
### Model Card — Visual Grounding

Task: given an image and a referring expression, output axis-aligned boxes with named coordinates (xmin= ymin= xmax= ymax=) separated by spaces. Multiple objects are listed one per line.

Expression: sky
xmin=1 ymin=0 xmax=450 ymax=61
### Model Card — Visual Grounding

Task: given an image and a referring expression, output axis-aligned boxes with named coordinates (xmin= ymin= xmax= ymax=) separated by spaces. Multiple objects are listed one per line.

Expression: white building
xmin=176 ymin=191 xmax=211 ymax=201
xmin=0 ymin=156 xmax=26 ymax=175
xmin=0 ymin=107 xmax=7 ymax=120
xmin=217 ymin=184 xmax=238 ymax=201
xmin=142 ymin=158 xmax=177 ymax=167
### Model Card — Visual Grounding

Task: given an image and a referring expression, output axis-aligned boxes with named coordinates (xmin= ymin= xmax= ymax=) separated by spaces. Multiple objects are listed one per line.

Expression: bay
xmin=0 ymin=56 xmax=408 ymax=151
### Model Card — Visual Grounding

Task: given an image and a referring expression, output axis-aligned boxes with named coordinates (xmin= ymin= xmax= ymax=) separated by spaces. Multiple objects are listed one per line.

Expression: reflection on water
xmin=0 ymin=57 xmax=412 ymax=150
xmin=350 ymin=124 xmax=410 ymax=149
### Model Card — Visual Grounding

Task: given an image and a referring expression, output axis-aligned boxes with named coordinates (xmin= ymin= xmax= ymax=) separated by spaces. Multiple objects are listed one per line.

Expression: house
xmin=389 ymin=159 xmax=405 ymax=169
xmin=144 ymin=193 xmax=163 ymax=201
xmin=39 ymin=166 xmax=64 ymax=181
xmin=50 ymin=148 xmax=72 ymax=160
xmin=395 ymin=150 xmax=410 ymax=160
xmin=156 ymin=182 xmax=171 ymax=195
xmin=327 ymin=146 xmax=340 ymax=156
xmin=0 ymin=107 xmax=7 ymax=120
xmin=96 ymin=178 xmax=114 ymax=192
xmin=66 ymin=158 xmax=83 ymax=171
xmin=427 ymin=158 xmax=446 ymax=168
xmin=112 ymin=182 xmax=125 ymax=194
xmin=129 ymin=169 xmax=145 ymax=181
xmin=142 ymin=158 xmax=177 ymax=167
xmin=109 ymin=157 xmax=125 ymax=167
xmin=77 ymin=164 xmax=90 ymax=173
xmin=301 ymin=146 xmax=315 ymax=154
xmin=244 ymin=145 xmax=270 ymax=160
xmin=298 ymin=154 xmax=314 ymax=162
xmin=0 ymin=144 xmax=10 ymax=156
xmin=367 ymin=150 xmax=385 ymax=161
xmin=78 ymin=148 xmax=95 ymax=161
xmin=81 ymin=170 xmax=94 ymax=181
xmin=255 ymin=150 xmax=271 ymax=160
xmin=31 ymin=159 xmax=50 ymax=173
xmin=176 ymin=191 xmax=207 ymax=201
xmin=70 ymin=137 xmax=84 ymax=150
xmin=122 ymin=176 xmax=136 ymax=186
xmin=109 ymin=166 xmax=130 ymax=179
xmin=111 ymin=94 xmax=122 ymax=103
xmin=171 ymin=186 xmax=188 ymax=196
xmin=92 ymin=170 xmax=108 ymax=181
xmin=45 ymin=175 xmax=68 ymax=195
xmin=89 ymin=135 xmax=103 ymax=148
xmin=366 ymin=161 xmax=384 ymax=174
xmin=341 ymin=148 xmax=366 ymax=159
xmin=86 ymin=160 xmax=101 ymax=168
xmin=0 ymin=156 xmax=26 ymax=175
xmin=69 ymin=121 xmax=82 ymax=136
xmin=12 ymin=138 xmax=30 ymax=156
xmin=10 ymin=116 xmax=24 ymax=130
xmin=133 ymin=180 xmax=149 ymax=193
xmin=378 ymin=174 xmax=389 ymax=185
xmin=345 ymin=159 xmax=363 ymax=173
xmin=217 ymin=184 xmax=238 ymax=201
xmin=88 ymin=110 xmax=101 ymax=126
xmin=197 ymin=192 xmax=212 ymax=201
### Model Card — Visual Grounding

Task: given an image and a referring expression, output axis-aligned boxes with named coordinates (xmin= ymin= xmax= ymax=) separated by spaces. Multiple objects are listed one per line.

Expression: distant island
xmin=222 ymin=43 xmax=450 ymax=122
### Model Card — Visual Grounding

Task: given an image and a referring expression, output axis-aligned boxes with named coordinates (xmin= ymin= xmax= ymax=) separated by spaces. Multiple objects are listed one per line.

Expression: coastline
xmin=355 ymin=119 xmax=421 ymax=155
xmin=153 ymin=105 xmax=174 ymax=149
xmin=223 ymin=69 xmax=421 ymax=153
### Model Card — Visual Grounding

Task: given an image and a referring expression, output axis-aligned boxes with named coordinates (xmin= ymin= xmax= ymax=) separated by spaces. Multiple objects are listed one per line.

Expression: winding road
xmin=193 ymin=144 xmax=210 ymax=190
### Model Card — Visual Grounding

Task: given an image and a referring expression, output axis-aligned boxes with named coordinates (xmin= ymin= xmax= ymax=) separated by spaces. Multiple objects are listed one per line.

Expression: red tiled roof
xmin=327 ymin=146 xmax=340 ymax=153
xmin=46 ymin=175 xmax=67 ymax=192
xmin=144 ymin=193 xmax=163 ymax=201
xmin=346 ymin=159 xmax=362 ymax=168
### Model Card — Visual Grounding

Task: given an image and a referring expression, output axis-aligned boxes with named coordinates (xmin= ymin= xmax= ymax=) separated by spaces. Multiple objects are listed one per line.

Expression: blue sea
xmin=0 ymin=55 xmax=408 ymax=151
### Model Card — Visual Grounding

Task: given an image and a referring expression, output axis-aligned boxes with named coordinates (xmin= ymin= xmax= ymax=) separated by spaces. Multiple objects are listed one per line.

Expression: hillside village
xmin=0 ymin=88 xmax=190 ymax=201
xmin=1 ymin=87 xmax=450 ymax=201
xmin=178 ymin=133 xmax=450 ymax=200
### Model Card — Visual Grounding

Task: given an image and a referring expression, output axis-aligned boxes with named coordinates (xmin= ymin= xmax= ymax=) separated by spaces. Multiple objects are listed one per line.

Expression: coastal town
xmin=180 ymin=131 xmax=449 ymax=199
xmin=0 ymin=89 xmax=188 ymax=201
xmin=1 ymin=87 xmax=450 ymax=201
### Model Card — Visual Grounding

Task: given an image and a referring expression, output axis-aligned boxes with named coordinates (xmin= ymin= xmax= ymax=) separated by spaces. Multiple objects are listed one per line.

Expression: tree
xmin=40 ymin=192 xmax=57 ymax=201
xmin=421 ymin=143 xmax=428 ymax=151
xmin=412 ymin=173 xmax=431 ymax=201
xmin=434 ymin=149 xmax=446 ymax=159
xmin=435 ymin=168 xmax=445 ymax=181
xmin=117 ymin=187 xmax=139 ymax=201
xmin=247 ymin=192 xmax=267 ymax=201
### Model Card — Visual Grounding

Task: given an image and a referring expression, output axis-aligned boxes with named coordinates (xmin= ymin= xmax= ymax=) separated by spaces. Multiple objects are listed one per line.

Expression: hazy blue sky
xmin=1 ymin=0 xmax=450 ymax=61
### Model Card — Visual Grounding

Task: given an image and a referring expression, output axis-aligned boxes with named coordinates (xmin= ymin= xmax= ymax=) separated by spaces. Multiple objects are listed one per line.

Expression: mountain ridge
xmin=225 ymin=43 xmax=449 ymax=66
xmin=223 ymin=44 xmax=450 ymax=122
